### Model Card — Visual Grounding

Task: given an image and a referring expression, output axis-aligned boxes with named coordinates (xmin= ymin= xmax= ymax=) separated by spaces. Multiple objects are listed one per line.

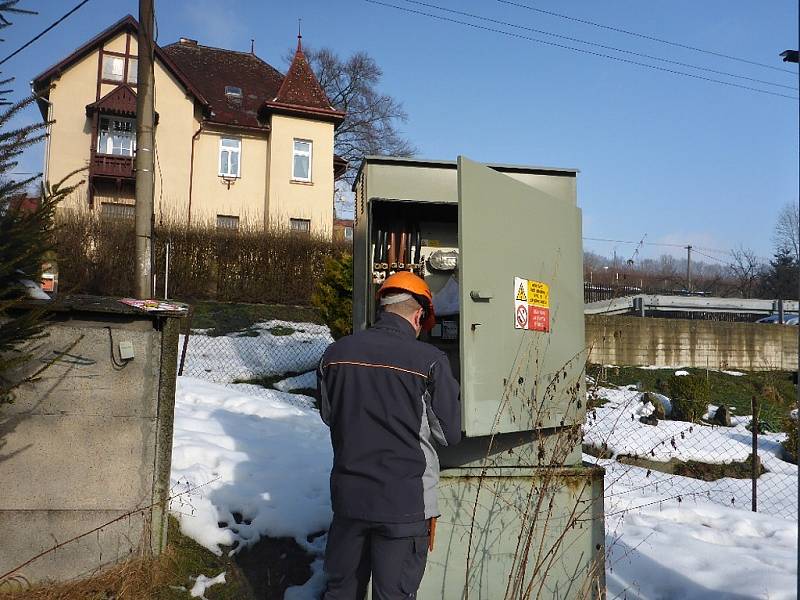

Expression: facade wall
xmin=45 ymin=49 xmax=97 ymax=208
xmin=267 ymin=114 xmax=335 ymax=235
xmin=189 ymin=125 xmax=269 ymax=226
xmin=586 ymin=315 xmax=798 ymax=371
xmin=43 ymin=32 xmax=337 ymax=234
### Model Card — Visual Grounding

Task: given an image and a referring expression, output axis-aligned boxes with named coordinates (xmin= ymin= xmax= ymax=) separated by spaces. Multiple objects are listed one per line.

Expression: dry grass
xmin=0 ymin=518 xmax=254 ymax=600
xmin=0 ymin=555 xmax=172 ymax=600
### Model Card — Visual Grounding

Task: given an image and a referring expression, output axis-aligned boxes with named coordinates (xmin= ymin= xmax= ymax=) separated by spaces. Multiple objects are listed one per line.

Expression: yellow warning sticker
xmin=516 ymin=281 xmax=528 ymax=301
xmin=527 ymin=280 xmax=549 ymax=308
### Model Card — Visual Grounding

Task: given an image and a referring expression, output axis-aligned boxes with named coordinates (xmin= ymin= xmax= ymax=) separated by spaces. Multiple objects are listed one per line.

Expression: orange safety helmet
xmin=377 ymin=271 xmax=436 ymax=332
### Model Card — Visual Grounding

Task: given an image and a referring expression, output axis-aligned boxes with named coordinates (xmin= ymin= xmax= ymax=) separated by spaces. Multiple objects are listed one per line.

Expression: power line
xmin=497 ymin=0 xmax=797 ymax=76
xmin=585 ymin=238 xmax=770 ymax=264
xmin=365 ymin=0 xmax=798 ymax=100
xmin=691 ymin=249 xmax=738 ymax=267
xmin=0 ymin=0 xmax=91 ymax=66
xmin=583 ymin=236 xmax=687 ymax=249
xmin=401 ymin=0 xmax=796 ymax=91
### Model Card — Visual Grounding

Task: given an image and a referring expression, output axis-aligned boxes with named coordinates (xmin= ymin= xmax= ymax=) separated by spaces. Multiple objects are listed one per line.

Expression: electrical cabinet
xmin=353 ymin=156 xmax=586 ymax=440
xmin=354 ymin=156 xmax=605 ymax=598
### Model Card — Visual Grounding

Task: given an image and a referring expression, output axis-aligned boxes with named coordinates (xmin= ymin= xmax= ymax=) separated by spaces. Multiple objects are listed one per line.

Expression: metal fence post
xmin=751 ymin=395 xmax=759 ymax=512
xmin=178 ymin=306 xmax=193 ymax=377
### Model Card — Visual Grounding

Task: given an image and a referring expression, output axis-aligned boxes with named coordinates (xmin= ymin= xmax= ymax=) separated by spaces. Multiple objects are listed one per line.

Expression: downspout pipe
xmin=187 ymin=121 xmax=203 ymax=226
xmin=32 ymin=83 xmax=53 ymax=188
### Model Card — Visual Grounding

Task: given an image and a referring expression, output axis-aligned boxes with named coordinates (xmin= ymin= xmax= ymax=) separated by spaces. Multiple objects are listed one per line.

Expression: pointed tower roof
xmin=263 ymin=35 xmax=345 ymax=125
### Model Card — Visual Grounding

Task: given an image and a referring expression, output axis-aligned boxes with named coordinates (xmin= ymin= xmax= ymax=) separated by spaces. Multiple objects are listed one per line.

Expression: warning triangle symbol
xmin=516 ymin=283 xmax=527 ymax=301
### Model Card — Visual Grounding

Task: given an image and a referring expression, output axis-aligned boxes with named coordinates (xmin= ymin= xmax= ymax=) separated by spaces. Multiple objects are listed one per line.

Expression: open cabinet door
xmin=458 ymin=157 xmax=585 ymax=437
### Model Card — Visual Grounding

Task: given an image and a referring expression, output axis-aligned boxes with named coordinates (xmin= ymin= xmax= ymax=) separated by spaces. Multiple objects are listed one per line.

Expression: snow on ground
xmin=275 ymin=371 xmax=317 ymax=392
xmin=171 ymin=325 xmax=798 ymax=599
xmin=189 ymin=572 xmax=226 ymax=598
xmin=599 ymin=457 xmax=797 ymax=599
xmin=584 ymin=386 xmax=798 ymax=520
xmin=585 ymin=387 xmax=752 ymax=464
xmin=179 ymin=320 xmax=332 ymax=384
xmin=170 ymin=377 xmax=332 ymax=598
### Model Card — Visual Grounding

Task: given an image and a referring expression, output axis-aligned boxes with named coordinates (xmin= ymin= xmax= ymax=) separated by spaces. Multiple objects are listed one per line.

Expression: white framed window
xmin=219 ymin=137 xmax=241 ymax=177
xmin=216 ymin=214 xmax=240 ymax=230
xmin=292 ymin=139 xmax=312 ymax=182
xmin=102 ymin=55 xmax=125 ymax=82
xmin=344 ymin=226 xmax=353 ymax=240
xmin=290 ymin=218 xmax=311 ymax=234
xmin=97 ymin=116 xmax=136 ymax=156
xmin=127 ymin=58 xmax=138 ymax=84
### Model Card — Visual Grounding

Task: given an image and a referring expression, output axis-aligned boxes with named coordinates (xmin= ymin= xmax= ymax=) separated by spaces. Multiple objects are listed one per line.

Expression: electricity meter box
xmin=354 ymin=156 xmax=605 ymax=598
xmin=353 ymin=156 xmax=588 ymax=443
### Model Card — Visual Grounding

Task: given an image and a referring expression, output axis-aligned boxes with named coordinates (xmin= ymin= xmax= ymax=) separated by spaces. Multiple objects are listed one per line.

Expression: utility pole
xmin=685 ymin=245 xmax=692 ymax=293
xmin=134 ymin=0 xmax=155 ymax=299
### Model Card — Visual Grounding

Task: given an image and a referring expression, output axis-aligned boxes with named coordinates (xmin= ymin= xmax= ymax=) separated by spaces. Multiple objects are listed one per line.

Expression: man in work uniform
xmin=317 ymin=271 xmax=461 ymax=599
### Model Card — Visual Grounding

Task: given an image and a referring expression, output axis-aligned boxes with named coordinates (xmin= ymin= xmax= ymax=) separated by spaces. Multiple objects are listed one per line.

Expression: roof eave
xmin=32 ymin=15 xmax=138 ymax=89
xmin=31 ymin=14 xmax=209 ymax=109
xmin=263 ymin=101 xmax=345 ymax=125
xmin=203 ymin=119 xmax=271 ymax=134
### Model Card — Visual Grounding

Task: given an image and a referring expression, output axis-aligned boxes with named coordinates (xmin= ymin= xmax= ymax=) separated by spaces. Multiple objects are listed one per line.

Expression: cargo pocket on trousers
xmin=399 ymin=535 xmax=429 ymax=596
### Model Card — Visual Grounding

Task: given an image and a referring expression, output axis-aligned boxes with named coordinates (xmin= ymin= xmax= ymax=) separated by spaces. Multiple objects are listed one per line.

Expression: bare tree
xmin=774 ymin=202 xmax=799 ymax=262
xmin=728 ymin=246 xmax=764 ymax=298
xmin=297 ymin=47 xmax=416 ymax=185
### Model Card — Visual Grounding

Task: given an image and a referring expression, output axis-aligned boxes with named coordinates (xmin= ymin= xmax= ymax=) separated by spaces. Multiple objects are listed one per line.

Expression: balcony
xmin=91 ymin=152 xmax=134 ymax=179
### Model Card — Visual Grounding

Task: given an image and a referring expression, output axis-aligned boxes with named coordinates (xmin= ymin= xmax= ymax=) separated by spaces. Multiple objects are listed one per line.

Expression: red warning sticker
xmin=527 ymin=306 xmax=550 ymax=332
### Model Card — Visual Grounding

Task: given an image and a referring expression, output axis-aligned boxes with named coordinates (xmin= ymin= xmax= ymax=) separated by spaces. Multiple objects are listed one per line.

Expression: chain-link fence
xmin=582 ymin=376 xmax=798 ymax=520
xmin=176 ymin=321 xmax=797 ymax=521
xmin=177 ymin=319 xmax=332 ymax=407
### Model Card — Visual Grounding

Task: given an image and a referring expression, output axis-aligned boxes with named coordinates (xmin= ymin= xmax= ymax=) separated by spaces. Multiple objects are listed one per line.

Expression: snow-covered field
xmin=584 ymin=385 xmax=798 ymax=521
xmin=171 ymin=324 xmax=798 ymax=599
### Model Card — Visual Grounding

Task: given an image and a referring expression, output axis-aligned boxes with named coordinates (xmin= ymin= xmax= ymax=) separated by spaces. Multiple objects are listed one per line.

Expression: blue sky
xmin=2 ymin=1 xmax=797 ymax=263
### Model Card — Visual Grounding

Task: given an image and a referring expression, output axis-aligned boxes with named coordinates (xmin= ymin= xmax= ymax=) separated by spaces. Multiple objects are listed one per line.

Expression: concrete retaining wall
xmin=0 ymin=298 xmax=180 ymax=584
xmin=586 ymin=315 xmax=798 ymax=371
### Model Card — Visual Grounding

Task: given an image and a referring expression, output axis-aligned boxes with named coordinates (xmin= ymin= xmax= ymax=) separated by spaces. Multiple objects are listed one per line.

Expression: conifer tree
xmin=0 ymin=3 xmax=79 ymax=404
xmin=311 ymin=253 xmax=353 ymax=340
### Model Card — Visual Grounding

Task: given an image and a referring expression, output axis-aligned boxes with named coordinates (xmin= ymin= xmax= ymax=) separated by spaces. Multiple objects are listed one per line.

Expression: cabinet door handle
xmin=470 ymin=290 xmax=493 ymax=301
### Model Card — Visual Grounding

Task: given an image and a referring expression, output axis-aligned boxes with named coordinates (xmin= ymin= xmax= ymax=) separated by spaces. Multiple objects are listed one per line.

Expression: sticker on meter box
xmin=514 ymin=277 xmax=550 ymax=332
xmin=528 ymin=306 xmax=550 ymax=332
xmin=527 ymin=280 xmax=549 ymax=308
xmin=514 ymin=301 xmax=528 ymax=329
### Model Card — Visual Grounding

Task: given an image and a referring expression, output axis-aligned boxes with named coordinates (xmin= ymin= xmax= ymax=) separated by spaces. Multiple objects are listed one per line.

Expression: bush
xmin=782 ymin=415 xmax=798 ymax=464
xmin=51 ymin=208 xmax=348 ymax=305
xmin=311 ymin=253 xmax=353 ymax=340
xmin=667 ymin=374 xmax=710 ymax=422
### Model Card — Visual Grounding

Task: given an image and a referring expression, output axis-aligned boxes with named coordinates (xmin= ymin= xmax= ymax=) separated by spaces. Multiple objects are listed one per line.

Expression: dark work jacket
xmin=317 ymin=313 xmax=461 ymax=523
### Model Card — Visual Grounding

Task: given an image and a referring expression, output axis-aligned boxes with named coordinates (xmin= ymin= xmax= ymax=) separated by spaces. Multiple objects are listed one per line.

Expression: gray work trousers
xmin=322 ymin=515 xmax=430 ymax=600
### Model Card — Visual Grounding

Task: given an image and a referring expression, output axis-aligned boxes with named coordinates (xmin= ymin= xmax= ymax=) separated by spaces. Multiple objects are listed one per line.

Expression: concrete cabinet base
xmin=420 ymin=465 xmax=605 ymax=599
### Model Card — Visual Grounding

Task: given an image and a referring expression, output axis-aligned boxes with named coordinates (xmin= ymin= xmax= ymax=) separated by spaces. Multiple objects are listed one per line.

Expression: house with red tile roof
xmin=33 ymin=15 xmax=346 ymax=235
